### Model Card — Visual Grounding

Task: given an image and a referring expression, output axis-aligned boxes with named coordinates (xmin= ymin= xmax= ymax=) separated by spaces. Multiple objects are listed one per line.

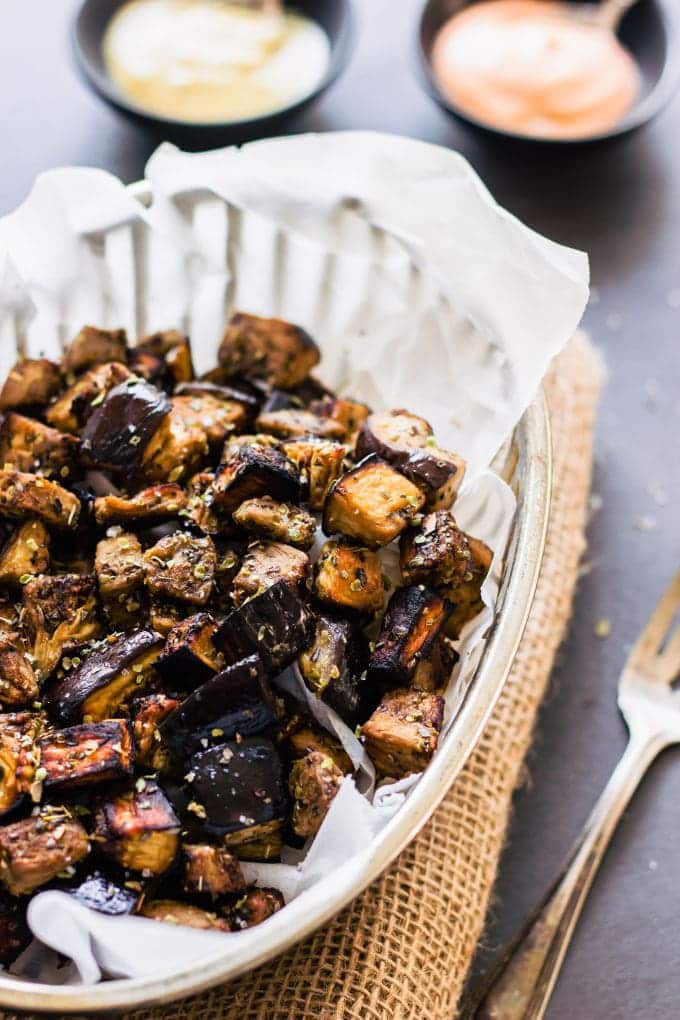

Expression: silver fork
xmin=466 ymin=568 xmax=680 ymax=1020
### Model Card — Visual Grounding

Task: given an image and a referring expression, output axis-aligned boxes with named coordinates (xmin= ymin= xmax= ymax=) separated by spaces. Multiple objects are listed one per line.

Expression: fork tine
xmin=628 ymin=569 xmax=680 ymax=666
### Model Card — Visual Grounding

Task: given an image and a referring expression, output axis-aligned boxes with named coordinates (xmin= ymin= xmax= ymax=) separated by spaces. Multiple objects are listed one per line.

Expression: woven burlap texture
xmin=3 ymin=334 xmax=603 ymax=1020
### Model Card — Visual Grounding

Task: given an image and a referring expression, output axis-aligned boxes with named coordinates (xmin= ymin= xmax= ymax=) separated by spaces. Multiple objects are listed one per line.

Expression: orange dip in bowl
xmin=431 ymin=0 xmax=640 ymax=140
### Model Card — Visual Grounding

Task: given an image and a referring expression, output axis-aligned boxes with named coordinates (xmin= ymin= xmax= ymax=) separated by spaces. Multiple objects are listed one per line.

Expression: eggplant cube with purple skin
xmin=46 ymin=361 xmax=132 ymax=434
xmin=131 ymin=693 xmax=181 ymax=772
xmin=289 ymin=750 xmax=343 ymax=839
xmin=182 ymin=844 xmax=246 ymax=900
xmin=280 ymin=437 xmax=347 ymax=511
xmin=38 ymin=720 xmax=135 ymax=792
xmin=159 ymin=654 xmax=278 ymax=759
xmin=218 ymin=311 xmax=320 ymax=389
xmin=367 ymin=585 xmax=451 ymax=692
xmin=94 ymin=780 xmax=180 ymax=876
xmin=155 ymin=612 xmax=221 ymax=688
xmin=183 ymin=737 xmax=287 ymax=843
xmin=298 ymin=613 xmax=371 ymax=727
xmin=443 ymin=536 xmax=493 ymax=638
xmin=227 ymin=886 xmax=284 ymax=930
xmin=360 ymin=688 xmax=445 ymax=779
xmin=80 ymin=379 xmax=171 ymax=477
xmin=211 ymin=442 xmax=301 ymax=516
xmin=399 ymin=510 xmax=472 ymax=587
xmin=322 ymin=455 xmax=425 ymax=548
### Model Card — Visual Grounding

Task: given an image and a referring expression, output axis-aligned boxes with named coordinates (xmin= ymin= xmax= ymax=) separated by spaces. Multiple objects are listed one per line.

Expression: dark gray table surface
xmin=2 ymin=2 xmax=679 ymax=1016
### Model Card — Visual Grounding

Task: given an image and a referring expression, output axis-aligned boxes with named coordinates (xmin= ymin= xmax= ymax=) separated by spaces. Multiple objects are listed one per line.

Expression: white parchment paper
xmin=0 ymin=132 xmax=588 ymax=985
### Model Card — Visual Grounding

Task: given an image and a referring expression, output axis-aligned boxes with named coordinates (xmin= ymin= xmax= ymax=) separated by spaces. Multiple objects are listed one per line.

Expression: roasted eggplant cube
xmin=172 ymin=394 xmax=248 ymax=449
xmin=0 ymin=413 xmax=79 ymax=478
xmin=80 ymin=379 xmax=171 ymax=476
xmin=139 ymin=402 xmax=208 ymax=484
xmin=402 ymin=447 xmax=466 ymax=511
xmin=308 ymin=396 xmax=370 ymax=438
xmin=218 ymin=312 xmax=320 ymax=389
xmin=95 ymin=532 xmax=145 ymax=628
xmin=47 ymin=628 xmax=164 ymax=724
xmin=0 ymin=358 xmax=61 ymax=413
xmin=360 ymin=688 xmax=445 ymax=779
xmin=298 ymin=613 xmax=371 ymax=726
xmin=149 ymin=598 xmax=185 ymax=637
xmin=211 ymin=443 xmax=301 ymax=516
xmin=322 ymin=456 xmax=425 ymax=547
xmin=94 ymin=780 xmax=180 ymax=875
xmin=443 ymin=535 xmax=493 ymax=637
xmin=23 ymin=573 xmax=101 ymax=679
xmin=62 ymin=326 xmax=128 ymax=373
xmin=94 ymin=484 xmax=187 ymax=527
xmin=289 ymin=751 xmax=343 ymax=840
xmin=214 ymin=580 xmax=315 ymax=675
xmin=183 ymin=844 xmax=246 ymax=900
xmin=231 ymin=541 xmax=310 ymax=608
xmin=232 ymin=497 xmax=316 ymax=550
xmin=313 ymin=540 xmax=385 ymax=616
xmin=0 ymin=811 xmax=90 ymax=895
xmin=0 ymin=469 xmax=81 ymax=529
xmin=255 ymin=408 xmax=347 ymax=441
xmin=184 ymin=737 xmax=287 ymax=842
xmin=0 ymin=519 xmax=50 ymax=586
xmin=399 ymin=511 xmax=471 ymax=587
xmin=69 ymin=871 xmax=138 ymax=915
xmin=156 ymin=612 xmax=221 ymax=688
xmin=0 ymin=711 xmax=42 ymax=816
xmin=136 ymin=329 xmax=194 ymax=385
xmin=139 ymin=899 xmax=230 ymax=931
xmin=411 ymin=634 xmax=458 ymax=693
xmin=0 ymin=635 xmax=39 ymax=709
xmin=131 ymin=693 xmax=180 ymax=772
xmin=160 ymin=655 xmax=278 ymax=759
xmin=46 ymin=361 xmax=132 ymax=434
xmin=0 ymin=894 xmax=30 ymax=963
xmin=367 ymin=585 xmax=451 ymax=691
xmin=277 ymin=719 xmax=353 ymax=775
xmin=227 ymin=886 xmax=284 ymax=930
xmin=222 ymin=819 xmax=283 ymax=862
xmin=177 ymin=380 xmax=260 ymax=420
xmin=143 ymin=532 xmax=216 ymax=606
xmin=38 ymin=720 xmax=134 ymax=792
xmin=280 ymin=437 xmax=347 ymax=511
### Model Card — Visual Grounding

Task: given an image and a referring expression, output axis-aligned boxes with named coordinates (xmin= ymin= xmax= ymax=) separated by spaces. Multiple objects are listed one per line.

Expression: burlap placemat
xmin=4 ymin=333 xmax=603 ymax=1020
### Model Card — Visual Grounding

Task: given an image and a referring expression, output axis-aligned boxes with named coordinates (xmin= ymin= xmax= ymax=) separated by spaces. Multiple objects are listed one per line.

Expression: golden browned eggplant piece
xmin=0 ymin=519 xmax=50 ymax=586
xmin=0 ymin=358 xmax=61 ymax=413
xmin=277 ymin=718 xmax=353 ymax=775
xmin=149 ymin=598 xmax=185 ymax=637
xmin=442 ymin=535 xmax=493 ymax=637
xmin=280 ymin=437 xmax=347 ymax=511
xmin=46 ymin=361 xmax=132 ymax=434
xmin=410 ymin=634 xmax=458 ymax=693
xmin=22 ymin=573 xmax=101 ymax=679
xmin=131 ymin=693 xmax=180 ymax=772
xmin=172 ymin=394 xmax=248 ymax=448
xmin=323 ymin=455 xmax=424 ymax=547
xmin=360 ymin=688 xmax=445 ymax=779
xmin=232 ymin=496 xmax=316 ymax=550
xmin=0 ymin=711 xmax=42 ymax=816
xmin=0 ymin=810 xmax=90 ymax=895
xmin=255 ymin=408 xmax=346 ymax=441
xmin=95 ymin=532 xmax=145 ymax=628
xmin=38 ymin=719 xmax=134 ymax=792
xmin=399 ymin=510 xmax=471 ymax=587
xmin=0 ymin=469 xmax=81 ymax=529
xmin=47 ymin=628 xmax=164 ymax=724
xmin=227 ymin=886 xmax=284 ymax=930
xmin=0 ymin=413 xmax=79 ymax=479
xmin=231 ymin=541 xmax=310 ymax=608
xmin=62 ymin=326 xmax=127 ymax=374
xmin=139 ymin=401 xmax=208 ymax=484
xmin=211 ymin=442 xmax=301 ymax=516
xmin=367 ymin=585 xmax=451 ymax=691
xmin=289 ymin=750 xmax=343 ymax=839
xmin=0 ymin=634 xmax=39 ymax=709
xmin=298 ymin=613 xmax=371 ymax=727
xmin=214 ymin=580 xmax=315 ymax=675
xmin=218 ymin=312 xmax=320 ymax=389
xmin=80 ymin=379 xmax=171 ymax=477
xmin=94 ymin=780 xmax=180 ymax=875
xmin=143 ymin=532 xmax=216 ymax=606
xmin=182 ymin=844 xmax=246 ymax=899
xmin=93 ymin=484 xmax=187 ymax=528
xmin=356 ymin=409 xmax=465 ymax=510
xmin=309 ymin=396 xmax=370 ymax=438
xmin=136 ymin=329 xmax=194 ymax=385
xmin=139 ymin=899 xmax=230 ymax=931
xmin=156 ymin=612 xmax=221 ymax=687
xmin=222 ymin=818 xmax=283 ymax=862
xmin=313 ymin=540 xmax=385 ymax=615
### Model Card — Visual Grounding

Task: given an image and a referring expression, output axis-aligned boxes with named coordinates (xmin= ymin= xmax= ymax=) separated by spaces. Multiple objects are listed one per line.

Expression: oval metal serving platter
xmin=0 ymin=182 xmax=552 ymax=1015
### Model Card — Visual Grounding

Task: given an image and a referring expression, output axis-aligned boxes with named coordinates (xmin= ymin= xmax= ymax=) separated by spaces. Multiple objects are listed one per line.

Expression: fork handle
xmin=467 ymin=731 xmax=664 ymax=1020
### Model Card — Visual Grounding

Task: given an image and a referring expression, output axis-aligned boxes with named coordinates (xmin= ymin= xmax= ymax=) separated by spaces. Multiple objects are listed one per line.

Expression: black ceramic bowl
xmin=73 ymin=0 xmax=354 ymax=147
xmin=418 ymin=0 xmax=680 ymax=145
